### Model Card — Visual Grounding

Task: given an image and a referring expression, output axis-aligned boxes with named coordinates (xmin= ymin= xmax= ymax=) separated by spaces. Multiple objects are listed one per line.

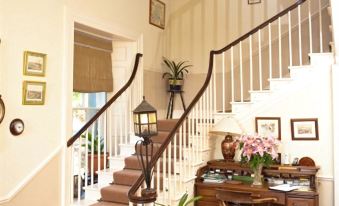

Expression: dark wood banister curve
xmin=67 ymin=53 xmax=143 ymax=147
xmin=128 ymin=0 xmax=307 ymax=203
xmin=215 ymin=0 xmax=305 ymax=55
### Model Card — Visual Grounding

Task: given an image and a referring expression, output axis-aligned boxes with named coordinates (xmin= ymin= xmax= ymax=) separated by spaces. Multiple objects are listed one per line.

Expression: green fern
xmin=155 ymin=193 xmax=202 ymax=206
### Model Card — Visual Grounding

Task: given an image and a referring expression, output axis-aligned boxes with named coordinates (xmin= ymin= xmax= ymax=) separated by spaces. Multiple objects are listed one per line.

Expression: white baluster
xmin=289 ymin=11 xmax=292 ymax=67
xmin=174 ymin=133 xmax=177 ymax=197
xmin=318 ymin=0 xmax=323 ymax=52
xmin=240 ymin=41 xmax=243 ymax=102
xmin=279 ymin=17 xmax=282 ymax=78
xmin=222 ymin=52 xmax=225 ymax=112
xmin=298 ymin=5 xmax=302 ymax=65
xmin=213 ymin=55 xmax=216 ymax=113
xmin=258 ymin=29 xmax=263 ymax=90
xmin=168 ymin=144 xmax=171 ymax=202
xmin=231 ymin=48 xmax=235 ymax=102
xmin=249 ymin=35 xmax=253 ymax=91
xmin=308 ymin=0 xmax=313 ymax=53
xmin=104 ymin=112 xmax=107 ymax=171
xmin=269 ymin=23 xmax=272 ymax=80
xmin=85 ymin=130 xmax=89 ymax=188
xmin=179 ymin=125 xmax=183 ymax=191
xmin=91 ymin=126 xmax=95 ymax=187
xmin=98 ymin=117 xmax=102 ymax=186
xmin=77 ymin=137 xmax=82 ymax=202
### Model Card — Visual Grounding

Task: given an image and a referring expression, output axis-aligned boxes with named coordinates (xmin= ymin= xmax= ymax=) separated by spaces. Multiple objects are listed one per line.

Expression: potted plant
xmin=162 ymin=57 xmax=192 ymax=92
xmin=236 ymin=134 xmax=279 ymax=186
xmin=155 ymin=192 xmax=202 ymax=206
xmin=82 ymin=132 xmax=108 ymax=174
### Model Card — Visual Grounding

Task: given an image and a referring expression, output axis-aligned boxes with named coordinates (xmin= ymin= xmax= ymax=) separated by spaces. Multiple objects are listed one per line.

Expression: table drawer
xmin=287 ymin=197 xmax=316 ymax=206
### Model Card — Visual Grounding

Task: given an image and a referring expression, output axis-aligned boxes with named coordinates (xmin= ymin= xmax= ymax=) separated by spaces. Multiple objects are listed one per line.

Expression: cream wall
xmin=65 ymin=0 xmax=171 ymax=116
xmin=0 ymin=0 xmax=171 ymax=204
xmin=0 ymin=0 xmax=64 ymax=201
xmin=2 ymin=153 xmax=61 ymax=206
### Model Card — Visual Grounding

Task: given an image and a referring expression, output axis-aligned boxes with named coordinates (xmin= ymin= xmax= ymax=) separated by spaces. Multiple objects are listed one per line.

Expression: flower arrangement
xmin=236 ymin=134 xmax=280 ymax=169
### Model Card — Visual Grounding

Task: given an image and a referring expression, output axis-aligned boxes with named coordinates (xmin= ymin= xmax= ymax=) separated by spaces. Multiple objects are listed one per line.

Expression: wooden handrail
xmin=128 ymin=0 xmax=307 ymax=203
xmin=67 ymin=53 xmax=143 ymax=147
xmin=215 ymin=0 xmax=305 ymax=55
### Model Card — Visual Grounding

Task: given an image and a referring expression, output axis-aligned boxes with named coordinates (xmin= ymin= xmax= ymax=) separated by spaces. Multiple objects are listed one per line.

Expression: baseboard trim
xmin=318 ymin=176 xmax=334 ymax=182
xmin=0 ymin=144 xmax=63 ymax=204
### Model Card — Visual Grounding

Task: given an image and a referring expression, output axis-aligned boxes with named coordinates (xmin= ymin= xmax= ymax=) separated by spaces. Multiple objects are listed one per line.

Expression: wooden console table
xmin=195 ymin=160 xmax=320 ymax=206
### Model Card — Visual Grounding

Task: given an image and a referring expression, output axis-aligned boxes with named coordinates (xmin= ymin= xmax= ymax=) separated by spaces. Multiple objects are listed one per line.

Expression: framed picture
xmin=23 ymin=51 xmax=47 ymax=76
xmin=149 ymin=0 xmax=165 ymax=29
xmin=248 ymin=0 xmax=261 ymax=4
xmin=290 ymin=118 xmax=319 ymax=140
xmin=255 ymin=117 xmax=281 ymax=140
xmin=22 ymin=81 xmax=46 ymax=105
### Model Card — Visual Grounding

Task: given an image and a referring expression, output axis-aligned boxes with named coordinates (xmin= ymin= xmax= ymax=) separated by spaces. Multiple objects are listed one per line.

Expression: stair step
xmin=158 ymin=119 xmax=179 ymax=131
xmin=100 ymin=184 xmax=130 ymax=204
xmin=136 ymin=143 xmax=182 ymax=157
xmin=91 ymin=202 xmax=127 ymax=206
xmin=309 ymin=53 xmax=334 ymax=66
xmin=113 ymin=169 xmax=141 ymax=186
xmin=124 ymin=155 xmax=175 ymax=173
xmin=152 ymin=131 xmax=189 ymax=145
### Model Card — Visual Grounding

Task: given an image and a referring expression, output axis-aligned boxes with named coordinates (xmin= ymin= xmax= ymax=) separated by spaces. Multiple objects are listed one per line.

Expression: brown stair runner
xmin=91 ymin=119 xmax=179 ymax=206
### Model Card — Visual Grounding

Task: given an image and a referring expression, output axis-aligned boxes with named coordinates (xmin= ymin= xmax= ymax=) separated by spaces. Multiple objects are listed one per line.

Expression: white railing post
xmin=239 ymin=41 xmax=244 ymax=102
xmin=250 ymin=35 xmax=253 ymax=91
xmin=279 ymin=17 xmax=282 ymax=78
xmin=222 ymin=52 xmax=225 ymax=112
xmin=231 ymin=49 xmax=235 ymax=102
xmin=298 ymin=5 xmax=302 ymax=65
xmin=308 ymin=0 xmax=313 ymax=53
xmin=318 ymin=0 xmax=323 ymax=52
xmin=269 ymin=24 xmax=272 ymax=80
xmin=258 ymin=29 xmax=263 ymax=91
xmin=289 ymin=11 xmax=293 ymax=67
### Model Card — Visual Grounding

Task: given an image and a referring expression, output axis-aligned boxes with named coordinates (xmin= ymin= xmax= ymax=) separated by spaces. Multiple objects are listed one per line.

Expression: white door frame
xmin=61 ymin=7 xmax=143 ymax=206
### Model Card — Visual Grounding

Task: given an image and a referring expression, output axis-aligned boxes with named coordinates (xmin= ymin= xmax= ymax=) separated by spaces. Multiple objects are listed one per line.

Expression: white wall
xmin=232 ymin=63 xmax=333 ymax=205
xmin=0 ymin=0 xmax=64 ymax=199
xmin=0 ymin=0 xmax=171 ymax=203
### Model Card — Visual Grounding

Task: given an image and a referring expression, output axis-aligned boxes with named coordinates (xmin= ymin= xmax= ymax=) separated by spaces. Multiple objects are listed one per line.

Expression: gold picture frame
xmin=255 ymin=117 xmax=281 ymax=140
xmin=149 ymin=0 xmax=165 ymax=29
xmin=23 ymin=51 xmax=47 ymax=76
xmin=22 ymin=81 xmax=46 ymax=105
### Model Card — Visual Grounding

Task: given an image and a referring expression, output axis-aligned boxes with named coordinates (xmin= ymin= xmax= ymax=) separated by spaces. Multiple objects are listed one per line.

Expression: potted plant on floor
xmin=162 ymin=57 xmax=192 ymax=92
xmin=82 ymin=132 xmax=108 ymax=174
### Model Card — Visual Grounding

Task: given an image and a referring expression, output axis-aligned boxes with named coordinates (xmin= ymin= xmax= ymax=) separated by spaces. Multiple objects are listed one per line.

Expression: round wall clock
xmin=0 ymin=95 xmax=5 ymax=124
xmin=10 ymin=119 xmax=25 ymax=136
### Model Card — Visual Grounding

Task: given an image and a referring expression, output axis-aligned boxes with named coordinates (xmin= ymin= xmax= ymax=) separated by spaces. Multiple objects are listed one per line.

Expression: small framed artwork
xmin=248 ymin=0 xmax=261 ymax=4
xmin=22 ymin=81 xmax=46 ymax=105
xmin=149 ymin=0 xmax=165 ymax=29
xmin=255 ymin=117 xmax=281 ymax=140
xmin=290 ymin=118 xmax=319 ymax=140
xmin=23 ymin=51 xmax=47 ymax=76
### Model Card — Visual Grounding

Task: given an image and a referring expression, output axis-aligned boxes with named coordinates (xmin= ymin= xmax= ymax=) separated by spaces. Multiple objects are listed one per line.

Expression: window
xmin=72 ymin=92 xmax=106 ymax=134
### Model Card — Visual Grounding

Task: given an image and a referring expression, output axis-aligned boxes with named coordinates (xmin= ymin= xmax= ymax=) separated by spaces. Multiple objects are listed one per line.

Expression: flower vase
xmin=252 ymin=164 xmax=263 ymax=186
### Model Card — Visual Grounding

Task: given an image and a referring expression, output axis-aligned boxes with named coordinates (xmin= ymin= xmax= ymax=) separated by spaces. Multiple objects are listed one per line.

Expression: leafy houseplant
xmin=162 ymin=57 xmax=192 ymax=92
xmin=155 ymin=192 xmax=202 ymax=206
xmin=236 ymin=134 xmax=279 ymax=186
xmin=81 ymin=132 xmax=107 ymax=173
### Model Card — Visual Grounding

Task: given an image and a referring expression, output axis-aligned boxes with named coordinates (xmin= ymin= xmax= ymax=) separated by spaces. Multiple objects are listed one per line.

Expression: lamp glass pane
xmin=134 ymin=124 xmax=140 ymax=135
xmin=150 ymin=124 xmax=157 ymax=133
xmin=148 ymin=113 xmax=157 ymax=123
xmin=133 ymin=114 xmax=139 ymax=124
xmin=141 ymin=124 xmax=149 ymax=135
xmin=140 ymin=113 xmax=149 ymax=124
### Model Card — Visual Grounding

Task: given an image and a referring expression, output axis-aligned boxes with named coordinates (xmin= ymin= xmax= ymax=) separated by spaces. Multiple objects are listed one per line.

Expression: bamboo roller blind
xmin=73 ymin=30 xmax=113 ymax=92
